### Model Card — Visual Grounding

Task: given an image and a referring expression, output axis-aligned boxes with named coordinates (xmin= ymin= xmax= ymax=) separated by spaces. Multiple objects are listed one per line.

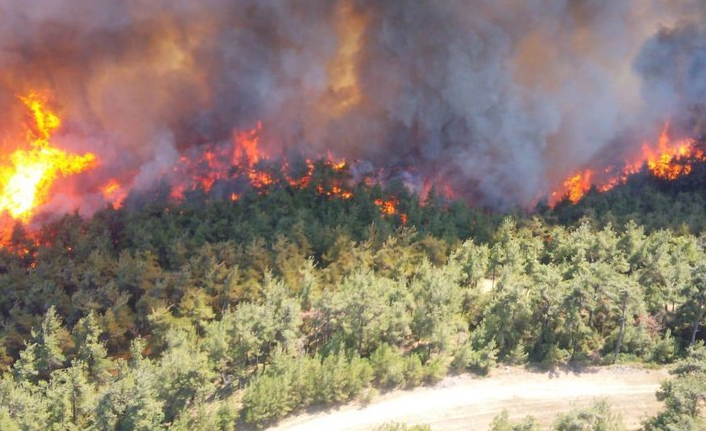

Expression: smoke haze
xmin=0 ymin=0 xmax=704 ymax=210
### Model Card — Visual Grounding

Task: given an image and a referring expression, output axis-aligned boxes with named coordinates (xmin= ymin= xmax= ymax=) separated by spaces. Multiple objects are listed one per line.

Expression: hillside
xmin=544 ymin=138 xmax=706 ymax=231
xmin=1 ymin=180 xmax=706 ymax=429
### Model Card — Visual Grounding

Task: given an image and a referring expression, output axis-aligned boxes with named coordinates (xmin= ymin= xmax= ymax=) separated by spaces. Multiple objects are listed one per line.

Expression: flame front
xmin=643 ymin=123 xmax=702 ymax=181
xmin=0 ymin=93 xmax=97 ymax=230
xmin=550 ymin=123 xmax=704 ymax=206
xmin=169 ymin=122 xmax=409 ymax=221
xmin=554 ymin=170 xmax=594 ymax=204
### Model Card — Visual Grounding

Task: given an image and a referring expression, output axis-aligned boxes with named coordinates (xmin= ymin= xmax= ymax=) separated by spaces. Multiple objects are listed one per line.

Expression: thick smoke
xmin=635 ymin=13 xmax=706 ymax=139
xmin=0 ymin=0 xmax=703 ymax=211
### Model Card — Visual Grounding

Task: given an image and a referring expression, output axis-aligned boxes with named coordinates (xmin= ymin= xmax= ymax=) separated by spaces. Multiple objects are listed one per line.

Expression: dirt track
xmin=268 ymin=366 xmax=669 ymax=431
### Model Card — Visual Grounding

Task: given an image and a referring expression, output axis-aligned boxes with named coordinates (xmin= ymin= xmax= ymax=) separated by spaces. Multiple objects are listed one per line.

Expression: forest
xmin=0 ymin=160 xmax=705 ymax=430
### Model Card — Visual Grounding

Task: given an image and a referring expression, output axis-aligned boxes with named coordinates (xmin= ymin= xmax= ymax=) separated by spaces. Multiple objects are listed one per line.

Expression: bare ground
xmin=267 ymin=366 xmax=669 ymax=431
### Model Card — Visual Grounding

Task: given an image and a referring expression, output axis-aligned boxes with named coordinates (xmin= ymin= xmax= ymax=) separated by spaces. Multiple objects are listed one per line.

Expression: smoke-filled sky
xmin=0 ymin=0 xmax=705 ymax=210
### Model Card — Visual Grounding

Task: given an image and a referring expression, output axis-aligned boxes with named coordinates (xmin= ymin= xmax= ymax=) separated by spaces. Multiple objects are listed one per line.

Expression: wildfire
xmin=0 ymin=93 xmax=97 ymax=242
xmin=552 ymin=170 xmax=594 ymax=204
xmin=0 ymin=98 xmax=429 ymax=253
xmin=642 ymin=123 xmax=701 ymax=180
xmin=169 ymin=122 xmax=363 ymax=204
xmin=550 ymin=122 xmax=703 ymax=206
xmin=374 ymin=197 xmax=407 ymax=223
xmin=101 ymin=179 xmax=128 ymax=209
xmin=233 ymin=122 xmax=262 ymax=166
xmin=164 ymin=120 xmax=418 ymax=222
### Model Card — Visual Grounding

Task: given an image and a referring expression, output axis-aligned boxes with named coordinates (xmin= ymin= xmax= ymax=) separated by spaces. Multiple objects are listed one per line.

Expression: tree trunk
xmin=690 ymin=300 xmax=705 ymax=346
xmin=533 ymin=312 xmax=549 ymax=358
xmin=358 ymin=318 xmax=364 ymax=354
xmin=570 ymin=320 xmax=579 ymax=362
xmin=491 ymin=264 xmax=496 ymax=290
xmin=613 ymin=292 xmax=628 ymax=364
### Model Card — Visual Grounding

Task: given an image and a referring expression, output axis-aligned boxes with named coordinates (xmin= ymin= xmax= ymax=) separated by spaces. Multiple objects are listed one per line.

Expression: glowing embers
xmin=0 ymin=93 xmax=97 ymax=236
xmin=374 ymin=197 xmax=407 ymax=224
xmin=551 ymin=123 xmax=703 ymax=206
xmin=168 ymin=122 xmax=360 ymax=203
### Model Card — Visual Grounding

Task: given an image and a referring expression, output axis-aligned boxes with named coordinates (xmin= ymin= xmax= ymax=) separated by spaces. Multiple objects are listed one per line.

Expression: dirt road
xmin=268 ymin=366 xmax=669 ymax=431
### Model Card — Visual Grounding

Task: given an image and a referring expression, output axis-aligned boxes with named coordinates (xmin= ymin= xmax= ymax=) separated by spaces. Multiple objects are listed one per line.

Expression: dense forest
xmin=1 ymin=160 xmax=706 ymax=430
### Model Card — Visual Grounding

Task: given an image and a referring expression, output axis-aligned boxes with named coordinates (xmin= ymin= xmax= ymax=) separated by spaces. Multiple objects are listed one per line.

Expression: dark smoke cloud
xmin=635 ymin=15 xmax=706 ymax=138
xmin=0 ymin=0 xmax=703 ymax=212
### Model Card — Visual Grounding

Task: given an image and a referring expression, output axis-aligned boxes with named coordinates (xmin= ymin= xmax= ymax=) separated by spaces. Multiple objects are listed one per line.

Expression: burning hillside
xmin=550 ymin=123 xmax=704 ymax=205
xmin=0 ymin=1 xmax=705 ymax=235
xmin=0 ymin=93 xmax=412 ymax=247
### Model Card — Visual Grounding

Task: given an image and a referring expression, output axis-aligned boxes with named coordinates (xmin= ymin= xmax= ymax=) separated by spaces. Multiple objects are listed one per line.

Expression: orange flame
xmin=0 ymin=93 xmax=97 ymax=233
xmin=101 ymin=178 xmax=128 ymax=209
xmin=643 ymin=123 xmax=701 ymax=180
xmin=233 ymin=121 xmax=262 ymax=166
xmin=169 ymin=122 xmax=361 ymax=203
xmin=553 ymin=170 xmax=594 ymax=204
xmin=374 ymin=197 xmax=407 ymax=223
xmin=550 ymin=122 xmax=703 ymax=206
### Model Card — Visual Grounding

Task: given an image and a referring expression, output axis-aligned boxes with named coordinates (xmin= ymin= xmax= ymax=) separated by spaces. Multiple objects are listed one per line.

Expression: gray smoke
xmin=635 ymin=15 xmax=706 ymax=139
xmin=0 ymin=0 xmax=704 ymax=211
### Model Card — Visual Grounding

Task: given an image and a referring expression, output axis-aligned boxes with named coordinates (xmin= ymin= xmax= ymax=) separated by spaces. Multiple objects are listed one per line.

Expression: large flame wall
xmin=0 ymin=0 xmax=705 ymax=220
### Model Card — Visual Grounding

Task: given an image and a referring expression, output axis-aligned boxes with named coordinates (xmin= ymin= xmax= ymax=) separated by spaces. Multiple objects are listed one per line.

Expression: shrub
xmin=451 ymin=341 xmax=497 ymax=375
xmin=370 ymin=344 xmax=407 ymax=389
xmin=650 ymin=330 xmax=677 ymax=364
xmin=553 ymin=400 xmax=625 ymax=431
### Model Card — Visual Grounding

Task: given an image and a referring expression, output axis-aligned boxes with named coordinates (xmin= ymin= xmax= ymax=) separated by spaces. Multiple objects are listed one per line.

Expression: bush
xmin=650 ymin=330 xmax=677 ymax=364
xmin=403 ymin=354 xmax=425 ymax=388
xmin=553 ymin=400 xmax=625 ymax=431
xmin=540 ymin=344 xmax=568 ymax=369
xmin=451 ymin=341 xmax=497 ymax=375
xmin=370 ymin=344 xmax=407 ymax=389
xmin=491 ymin=410 xmax=542 ymax=431
xmin=317 ymin=352 xmax=355 ymax=404
xmin=506 ymin=343 xmax=528 ymax=366
xmin=241 ymin=351 xmax=373 ymax=428
xmin=241 ymin=373 xmax=292 ymax=427
xmin=422 ymin=356 xmax=448 ymax=384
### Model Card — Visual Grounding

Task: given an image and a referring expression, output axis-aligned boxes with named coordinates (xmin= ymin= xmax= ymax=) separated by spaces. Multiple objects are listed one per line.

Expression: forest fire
xmin=0 ymin=102 xmax=414 ymax=252
xmin=0 ymin=93 xmax=97 ymax=244
xmin=165 ymin=121 xmax=404 ymax=219
xmin=374 ymin=197 xmax=407 ymax=223
xmin=0 ymin=91 xmax=700 ymax=248
xmin=643 ymin=124 xmax=702 ymax=180
xmin=101 ymin=179 xmax=127 ymax=209
xmin=550 ymin=123 xmax=703 ymax=206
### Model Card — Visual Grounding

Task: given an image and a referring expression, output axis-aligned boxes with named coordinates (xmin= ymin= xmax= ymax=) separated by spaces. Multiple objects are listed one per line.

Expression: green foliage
xmin=241 ymin=372 xmax=292 ymax=427
xmin=31 ymin=307 xmax=68 ymax=381
xmin=155 ymin=330 xmax=216 ymax=423
xmin=3 ymin=170 xmax=706 ymax=429
xmin=491 ymin=410 xmax=542 ymax=431
xmin=72 ymin=312 xmax=113 ymax=383
xmin=316 ymin=271 xmax=412 ymax=356
xmin=651 ymin=329 xmax=678 ymax=364
xmin=644 ymin=342 xmax=706 ymax=430
xmin=167 ymin=400 xmax=238 ymax=431
xmin=553 ymin=400 xmax=626 ymax=431
xmin=241 ymin=351 xmax=373 ymax=428
xmin=451 ymin=340 xmax=498 ymax=376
